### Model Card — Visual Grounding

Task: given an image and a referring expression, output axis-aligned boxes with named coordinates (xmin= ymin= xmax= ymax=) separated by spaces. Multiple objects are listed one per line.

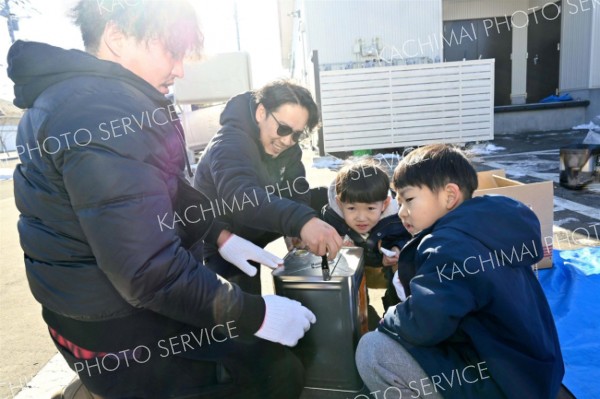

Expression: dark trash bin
xmin=559 ymin=144 xmax=600 ymax=189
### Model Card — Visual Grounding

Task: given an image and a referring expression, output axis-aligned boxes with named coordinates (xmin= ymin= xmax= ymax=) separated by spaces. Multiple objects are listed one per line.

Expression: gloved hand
xmin=392 ymin=270 xmax=407 ymax=302
xmin=218 ymin=234 xmax=283 ymax=277
xmin=255 ymin=295 xmax=316 ymax=347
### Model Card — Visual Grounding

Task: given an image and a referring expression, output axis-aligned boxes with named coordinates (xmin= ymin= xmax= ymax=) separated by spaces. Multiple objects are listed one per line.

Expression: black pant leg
xmin=54 ymin=331 xmax=304 ymax=399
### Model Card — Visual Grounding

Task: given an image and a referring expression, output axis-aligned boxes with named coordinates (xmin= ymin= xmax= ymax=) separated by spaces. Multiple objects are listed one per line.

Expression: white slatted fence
xmin=319 ymin=60 xmax=494 ymax=152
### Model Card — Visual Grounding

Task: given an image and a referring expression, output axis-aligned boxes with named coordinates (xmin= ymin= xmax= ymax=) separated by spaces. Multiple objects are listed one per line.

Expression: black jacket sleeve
xmin=50 ymin=103 xmax=264 ymax=335
xmin=208 ymin=131 xmax=316 ymax=238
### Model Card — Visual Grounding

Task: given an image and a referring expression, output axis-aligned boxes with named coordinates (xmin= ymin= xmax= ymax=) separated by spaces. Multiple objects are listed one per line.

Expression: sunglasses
xmin=269 ymin=112 xmax=308 ymax=142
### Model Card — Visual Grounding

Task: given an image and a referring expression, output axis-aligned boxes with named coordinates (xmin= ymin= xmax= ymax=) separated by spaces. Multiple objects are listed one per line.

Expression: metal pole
xmin=312 ymin=50 xmax=325 ymax=157
xmin=233 ymin=0 xmax=241 ymax=51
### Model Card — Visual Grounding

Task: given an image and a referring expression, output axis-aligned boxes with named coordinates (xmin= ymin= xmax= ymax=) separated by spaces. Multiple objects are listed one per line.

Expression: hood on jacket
xmin=218 ymin=91 xmax=303 ymax=161
xmin=7 ymin=40 xmax=162 ymax=109
xmin=326 ymin=180 xmax=399 ymax=220
xmin=219 ymin=92 xmax=260 ymax=139
xmin=432 ymin=195 xmax=543 ymax=268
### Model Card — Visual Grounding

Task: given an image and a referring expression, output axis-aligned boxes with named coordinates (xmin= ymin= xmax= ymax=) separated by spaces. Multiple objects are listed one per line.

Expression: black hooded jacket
xmin=8 ymin=41 xmax=264 ymax=350
xmin=193 ymin=92 xmax=316 ymax=257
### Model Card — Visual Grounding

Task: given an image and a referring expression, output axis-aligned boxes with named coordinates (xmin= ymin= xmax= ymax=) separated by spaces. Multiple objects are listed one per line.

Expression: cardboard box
xmin=473 ymin=170 xmax=554 ymax=269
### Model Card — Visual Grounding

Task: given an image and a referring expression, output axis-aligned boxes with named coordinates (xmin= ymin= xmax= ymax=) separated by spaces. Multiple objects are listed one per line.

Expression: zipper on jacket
xmin=173 ymin=119 xmax=194 ymax=178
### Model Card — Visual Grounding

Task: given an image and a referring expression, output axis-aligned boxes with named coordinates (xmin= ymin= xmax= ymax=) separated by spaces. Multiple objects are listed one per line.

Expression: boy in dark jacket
xmin=355 ymin=144 xmax=564 ymax=399
xmin=322 ymin=161 xmax=411 ymax=308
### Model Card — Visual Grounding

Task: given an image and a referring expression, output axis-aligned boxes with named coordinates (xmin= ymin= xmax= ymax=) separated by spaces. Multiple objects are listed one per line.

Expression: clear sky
xmin=0 ymin=0 xmax=286 ymax=101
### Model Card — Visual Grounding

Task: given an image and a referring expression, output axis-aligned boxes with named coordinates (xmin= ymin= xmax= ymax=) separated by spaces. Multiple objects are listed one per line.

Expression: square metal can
xmin=272 ymin=247 xmax=368 ymax=396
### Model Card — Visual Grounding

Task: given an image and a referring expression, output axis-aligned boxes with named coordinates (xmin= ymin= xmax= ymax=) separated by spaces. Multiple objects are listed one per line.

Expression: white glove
xmin=255 ymin=295 xmax=316 ymax=347
xmin=218 ymin=234 xmax=283 ymax=277
xmin=392 ymin=270 xmax=407 ymax=302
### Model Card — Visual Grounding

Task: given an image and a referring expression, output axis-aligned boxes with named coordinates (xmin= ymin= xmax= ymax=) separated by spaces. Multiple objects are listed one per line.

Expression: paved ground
xmin=471 ymin=130 xmax=600 ymax=248
xmin=0 ymin=129 xmax=598 ymax=398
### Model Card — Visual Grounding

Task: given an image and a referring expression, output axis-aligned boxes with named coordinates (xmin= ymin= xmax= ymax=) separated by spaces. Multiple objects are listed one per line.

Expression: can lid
xmin=273 ymin=247 xmax=363 ymax=279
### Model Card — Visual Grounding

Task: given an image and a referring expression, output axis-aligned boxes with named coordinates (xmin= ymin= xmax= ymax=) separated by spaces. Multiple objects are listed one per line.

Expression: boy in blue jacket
xmin=355 ymin=144 xmax=564 ymax=399
xmin=322 ymin=161 xmax=411 ymax=308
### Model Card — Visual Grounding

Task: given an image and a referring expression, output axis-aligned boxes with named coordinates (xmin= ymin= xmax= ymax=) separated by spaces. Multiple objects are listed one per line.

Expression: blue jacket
xmin=193 ymin=92 xmax=316 ymax=257
xmin=321 ymin=183 xmax=410 ymax=267
xmin=379 ymin=195 xmax=564 ymax=399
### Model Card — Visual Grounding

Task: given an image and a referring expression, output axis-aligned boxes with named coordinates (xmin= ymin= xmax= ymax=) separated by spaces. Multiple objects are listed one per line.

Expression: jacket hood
xmin=434 ymin=195 xmax=543 ymax=268
xmin=218 ymin=91 xmax=302 ymax=161
xmin=219 ymin=91 xmax=260 ymax=138
xmin=7 ymin=40 xmax=163 ymax=109
xmin=326 ymin=180 xmax=399 ymax=219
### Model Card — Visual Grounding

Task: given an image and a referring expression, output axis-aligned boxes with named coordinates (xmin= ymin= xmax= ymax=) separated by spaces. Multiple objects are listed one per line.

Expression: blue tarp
xmin=539 ymin=247 xmax=600 ymax=398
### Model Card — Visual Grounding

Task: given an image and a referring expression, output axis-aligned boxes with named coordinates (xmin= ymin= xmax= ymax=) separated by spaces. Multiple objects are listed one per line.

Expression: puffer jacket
xmin=8 ymin=41 xmax=264 ymax=350
xmin=193 ymin=92 xmax=316 ymax=257
xmin=379 ymin=195 xmax=564 ymax=399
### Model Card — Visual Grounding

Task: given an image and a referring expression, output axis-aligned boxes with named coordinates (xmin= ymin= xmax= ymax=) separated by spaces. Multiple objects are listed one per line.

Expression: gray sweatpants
xmin=355 ymin=331 xmax=444 ymax=399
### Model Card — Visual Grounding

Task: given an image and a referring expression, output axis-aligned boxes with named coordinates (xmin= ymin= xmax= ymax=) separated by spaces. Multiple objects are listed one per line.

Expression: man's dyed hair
xmin=71 ymin=0 xmax=203 ymax=59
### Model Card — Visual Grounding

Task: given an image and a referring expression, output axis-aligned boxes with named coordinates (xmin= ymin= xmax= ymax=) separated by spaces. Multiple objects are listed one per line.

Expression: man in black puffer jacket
xmin=8 ymin=1 xmax=319 ymax=398
xmin=194 ymin=82 xmax=343 ymax=295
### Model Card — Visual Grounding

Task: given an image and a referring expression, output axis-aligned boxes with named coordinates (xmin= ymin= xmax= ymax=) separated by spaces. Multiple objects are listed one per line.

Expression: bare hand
xmin=299 ymin=218 xmax=342 ymax=259
xmin=284 ymin=236 xmax=306 ymax=251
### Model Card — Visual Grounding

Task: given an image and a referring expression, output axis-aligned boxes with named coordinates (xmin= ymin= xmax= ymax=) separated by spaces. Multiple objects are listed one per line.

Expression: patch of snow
xmin=467 ymin=144 xmax=506 ymax=156
xmin=555 ymin=217 xmax=580 ymax=226
xmin=504 ymin=169 xmax=527 ymax=178
xmin=0 ymin=168 xmax=14 ymax=180
xmin=312 ymin=156 xmax=344 ymax=169
xmin=583 ymin=130 xmax=600 ymax=144
xmin=573 ymin=122 xmax=599 ymax=130
xmin=587 ymin=183 xmax=600 ymax=194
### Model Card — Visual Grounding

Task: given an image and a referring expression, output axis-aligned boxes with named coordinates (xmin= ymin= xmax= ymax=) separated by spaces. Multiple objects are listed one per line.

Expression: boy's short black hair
xmin=393 ymin=144 xmax=478 ymax=199
xmin=335 ymin=160 xmax=389 ymax=203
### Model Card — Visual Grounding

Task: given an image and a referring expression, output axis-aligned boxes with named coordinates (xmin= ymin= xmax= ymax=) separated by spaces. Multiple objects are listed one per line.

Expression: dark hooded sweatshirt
xmin=193 ymin=92 xmax=316 ymax=258
xmin=7 ymin=40 xmax=264 ymax=351
xmin=379 ymin=195 xmax=564 ymax=399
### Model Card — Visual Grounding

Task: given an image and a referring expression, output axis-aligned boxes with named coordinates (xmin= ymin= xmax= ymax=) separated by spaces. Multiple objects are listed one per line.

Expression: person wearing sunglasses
xmin=193 ymin=80 xmax=342 ymax=295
